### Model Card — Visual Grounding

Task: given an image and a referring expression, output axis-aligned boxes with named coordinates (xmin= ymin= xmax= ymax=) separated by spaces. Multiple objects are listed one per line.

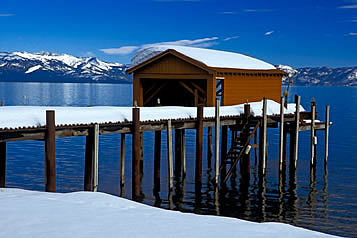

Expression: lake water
xmin=1 ymin=82 xmax=356 ymax=237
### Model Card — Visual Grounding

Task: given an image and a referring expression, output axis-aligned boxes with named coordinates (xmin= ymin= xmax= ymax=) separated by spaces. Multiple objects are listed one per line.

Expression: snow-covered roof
xmin=130 ymin=45 xmax=276 ymax=71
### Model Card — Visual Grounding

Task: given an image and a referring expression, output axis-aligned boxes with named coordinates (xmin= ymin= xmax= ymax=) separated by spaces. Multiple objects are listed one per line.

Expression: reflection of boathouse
xmin=126 ymin=45 xmax=287 ymax=106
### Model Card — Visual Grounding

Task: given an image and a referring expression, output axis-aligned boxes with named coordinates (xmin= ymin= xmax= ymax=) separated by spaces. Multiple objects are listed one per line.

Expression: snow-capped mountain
xmin=0 ymin=51 xmax=131 ymax=83
xmin=278 ymin=65 xmax=357 ymax=86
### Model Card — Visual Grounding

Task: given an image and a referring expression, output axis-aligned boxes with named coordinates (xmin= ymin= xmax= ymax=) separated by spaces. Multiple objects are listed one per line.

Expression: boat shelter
xmin=126 ymin=45 xmax=287 ymax=107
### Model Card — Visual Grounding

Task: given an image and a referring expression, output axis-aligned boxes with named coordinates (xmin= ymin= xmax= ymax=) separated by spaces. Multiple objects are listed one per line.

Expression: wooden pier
xmin=0 ymin=96 xmax=331 ymax=201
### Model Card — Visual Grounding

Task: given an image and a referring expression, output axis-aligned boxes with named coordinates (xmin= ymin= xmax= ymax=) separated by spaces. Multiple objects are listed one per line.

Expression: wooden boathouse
xmin=127 ymin=45 xmax=287 ymax=106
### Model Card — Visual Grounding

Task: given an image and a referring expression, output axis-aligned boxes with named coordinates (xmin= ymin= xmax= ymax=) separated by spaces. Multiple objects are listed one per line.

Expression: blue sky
xmin=0 ymin=0 xmax=356 ymax=67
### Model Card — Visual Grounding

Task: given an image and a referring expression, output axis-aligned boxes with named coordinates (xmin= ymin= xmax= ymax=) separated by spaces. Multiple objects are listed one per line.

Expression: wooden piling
xmin=214 ymin=98 xmax=220 ymax=184
xmin=181 ymin=129 xmax=186 ymax=177
xmin=259 ymin=98 xmax=267 ymax=174
xmin=0 ymin=142 xmax=6 ymax=188
xmin=120 ymin=133 xmax=125 ymax=187
xmin=167 ymin=120 xmax=173 ymax=191
xmin=132 ymin=107 xmax=141 ymax=199
xmin=324 ymin=105 xmax=330 ymax=165
xmin=175 ymin=129 xmax=182 ymax=177
xmin=310 ymin=100 xmax=316 ymax=168
xmin=92 ymin=124 xmax=99 ymax=192
xmin=207 ymin=127 xmax=213 ymax=169
xmin=196 ymin=105 xmax=204 ymax=186
xmin=154 ymin=130 xmax=161 ymax=191
xmin=279 ymin=96 xmax=285 ymax=171
xmin=220 ymin=125 xmax=228 ymax=180
xmin=291 ymin=95 xmax=301 ymax=168
xmin=84 ymin=124 xmax=99 ymax=192
xmin=45 ymin=110 xmax=56 ymax=192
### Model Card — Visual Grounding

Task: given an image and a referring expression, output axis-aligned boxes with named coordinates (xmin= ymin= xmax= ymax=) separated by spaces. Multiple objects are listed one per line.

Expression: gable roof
xmin=127 ymin=45 xmax=277 ymax=74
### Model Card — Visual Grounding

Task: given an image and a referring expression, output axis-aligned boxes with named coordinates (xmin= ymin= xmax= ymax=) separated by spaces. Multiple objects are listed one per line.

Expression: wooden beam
xmin=167 ymin=120 xmax=173 ymax=191
xmin=92 ymin=124 xmax=99 ymax=192
xmin=279 ymin=96 xmax=285 ymax=171
xmin=120 ymin=133 xmax=125 ymax=187
xmin=0 ymin=142 xmax=6 ymax=188
xmin=132 ymin=107 xmax=141 ymax=200
xmin=195 ymin=105 xmax=204 ymax=186
xmin=214 ymin=98 xmax=220 ymax=185
xmin=190 ymin=81 xmax=205 ymax=95
xmin=310 ymin=100 xmax=316 ymax=169
xmin=143 ymin=82 xmax=158 ymax=98
xmin=143 ymin=82 xmax=168 ymax=106
xmin=154 ymin=130 xmax=161 ymax=192
xmin=45 ymin=110 xmax=56 ymax=192
xmin=324 ymin=105 xmax=330 ymax=166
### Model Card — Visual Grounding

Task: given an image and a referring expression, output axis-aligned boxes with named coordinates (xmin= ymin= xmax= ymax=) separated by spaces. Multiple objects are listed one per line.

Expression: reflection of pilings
xmin=220 ymin=125 xmax=228 ymax=186
xmin=214 ymin=186 xmax=220 ymax=216
xmin=288 ymin=164 xmax=299 ymax=225
xmin=278 ymin=163 xmax=286 ymax=222
xmin=258 ymin=170 xmax=267 ymax=221
xmin=308 ymin=166 xmax=317 ymax=225
xmin=154 ymin=131 xmax=161 ymax=194
xmin=323 ymin=165 xmax=329 ymax=220
xmin=207 ymin=127 xmax=213 ymax=169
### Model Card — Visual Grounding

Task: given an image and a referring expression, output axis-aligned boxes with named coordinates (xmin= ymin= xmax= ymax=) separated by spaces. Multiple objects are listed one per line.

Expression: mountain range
xmin=0 ymin=51 xmax=356 ymax=86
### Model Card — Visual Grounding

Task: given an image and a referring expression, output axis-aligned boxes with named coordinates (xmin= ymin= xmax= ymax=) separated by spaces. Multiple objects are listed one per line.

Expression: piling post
xmin=214 ymin=98 xmax=220 ymax=185
xmin=310 ymin=100 xmax=316 ymax=169
xmin=84 ymin=128 xmax=93 ymax=191
xmin=220 ymin=126 xmax=228 ymax=179
xmin=0 ymin=142 xmax=6 ymax=188
xmin=195 ymin=105 xmax=204 ymax=187
xmin=154 ymin=130 xmax=161 ymax=192
xmin=132 ymin=107 xmax=141 ymax=200
xmin=259 ymin=98 xmax=267 ymax=175
xmin=167 ymin=120 xmax=173 ymax=191
xmin=207 ymin=127 xmax=213 ymax=169
xmin=324 ymin=105 xmax=330 ymax=166
xmin=92 ymin=124 xmax=99 ymax=192
xmin=45 ymin=110 xmax=56 ymax=192
xmin=120 ymin=133 xmax=126 ymax=187
xmin=181 ymin=129 xmax=186 ymax=177
xmin=175 ymin=129 xmax=182 ymax=177
xmin=291 ymin=95 xmax=301 ymax=168
xmin=279 ymin=96 xmax=285 ymax=171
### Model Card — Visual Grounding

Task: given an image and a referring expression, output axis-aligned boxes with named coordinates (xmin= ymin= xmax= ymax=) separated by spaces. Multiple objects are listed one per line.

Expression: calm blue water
xmin=0 ymin=82 xmax=356 ymax=237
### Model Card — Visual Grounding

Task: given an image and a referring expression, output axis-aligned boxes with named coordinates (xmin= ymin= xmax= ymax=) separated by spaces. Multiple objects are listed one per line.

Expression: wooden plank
xmin=279 ymin=96 xmax=285 ymax=171
xmin=120 ymin=133 xmax=125 ymax=186
xmin=310 ymin=100 xmax=316 ymax=168
xmin=214 ymin=98 xmax=220 ymax=185
xmin=207 ymin=127 xmax=213 ymax=169
xmin=167 ymin=120 xmax=173 ymax=191
xmin=45 ymin=110 xmax=56 ymax=192
xmin=132 ymin=107 xmax=141 ymax=200
xmin=195 ymin=105 xmax=203 ymax=186
xmin=154 ymin=130 xmax=161 ymax=192
xmin=0 ymin=142 xmax=6 ymax=187
xmin=324 ymin=105 xmax=330 ymax=165
xmin=92 ymin=124 xmax=99 ymax=192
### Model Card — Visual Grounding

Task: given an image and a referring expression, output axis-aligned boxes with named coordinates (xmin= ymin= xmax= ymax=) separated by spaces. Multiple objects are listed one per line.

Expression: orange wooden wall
xmin=222 ymin=74 xmax=282 ymax=106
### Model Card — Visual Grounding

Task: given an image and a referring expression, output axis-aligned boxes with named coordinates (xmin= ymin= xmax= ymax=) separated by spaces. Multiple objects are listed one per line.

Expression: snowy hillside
xmin=0 ymin=51 xmax=131 ymax=83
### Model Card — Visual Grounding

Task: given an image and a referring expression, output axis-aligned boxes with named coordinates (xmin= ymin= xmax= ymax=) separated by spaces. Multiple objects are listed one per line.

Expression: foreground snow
xmin=0 ymin=188 xmax=337 ymax=238
xmin=0 ymin=100 xmax=303 ymax=129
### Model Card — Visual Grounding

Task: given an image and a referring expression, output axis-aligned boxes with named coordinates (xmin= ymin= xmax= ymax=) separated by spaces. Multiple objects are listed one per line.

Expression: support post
xmin=154 ymin=130 xmax=161 ymax=192
xmin=214 ymin=98 xmax=220 ymax=185
xmin=181 ymin=129 xmax=186 ymax=177
xmin=45 ymin=110 xmax=56 ymax=192
xmin=324 ymin=105 xmax=330 ymax=166
xmin=292 ymin=95 xmax=301 ymax=167
xmin=259 ymin=98 xmax=267 ymax=174
xmin=310 ymin=100 xmax=316 ymax=169
xmin=92 ymin=124 xmax=99 ymax=192
xmin=195 ymin=105 xmax=204 ymax=187
xmin=220 ymin=125 xmax=228 ymax=180
xmin=84 ymin=124 xmax=99 ymax=192
xmin=279 ymin=96 xmax=285 ymax=171
xmin=0 ymin=142 xmax=6 ymax=188
xmin=167 ymin=120 xmax=173 ymax=191
xmin=207 ymin=127 xmax=213 ymax=169
xmin=120 ymin=133 xmax=125 ymax=187
xmin=132 ymin=107 xmax=141 ymax=200
xmin=175 ymin=129 xmax=182 ymax=177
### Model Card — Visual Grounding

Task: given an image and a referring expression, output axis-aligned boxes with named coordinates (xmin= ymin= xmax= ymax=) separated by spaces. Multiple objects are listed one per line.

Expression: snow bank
xmin=0 ymin=188 xmax=337 ymax=238
xmin=130 ymin=45 xmax=276 ymax=70
xmin=0 ymin=100 xmax=304 ymax=130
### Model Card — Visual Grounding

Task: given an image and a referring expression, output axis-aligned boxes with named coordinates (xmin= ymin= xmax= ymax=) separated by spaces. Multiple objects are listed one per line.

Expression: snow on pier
xmin=0 ymin=100 xmax=302 ymax=130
